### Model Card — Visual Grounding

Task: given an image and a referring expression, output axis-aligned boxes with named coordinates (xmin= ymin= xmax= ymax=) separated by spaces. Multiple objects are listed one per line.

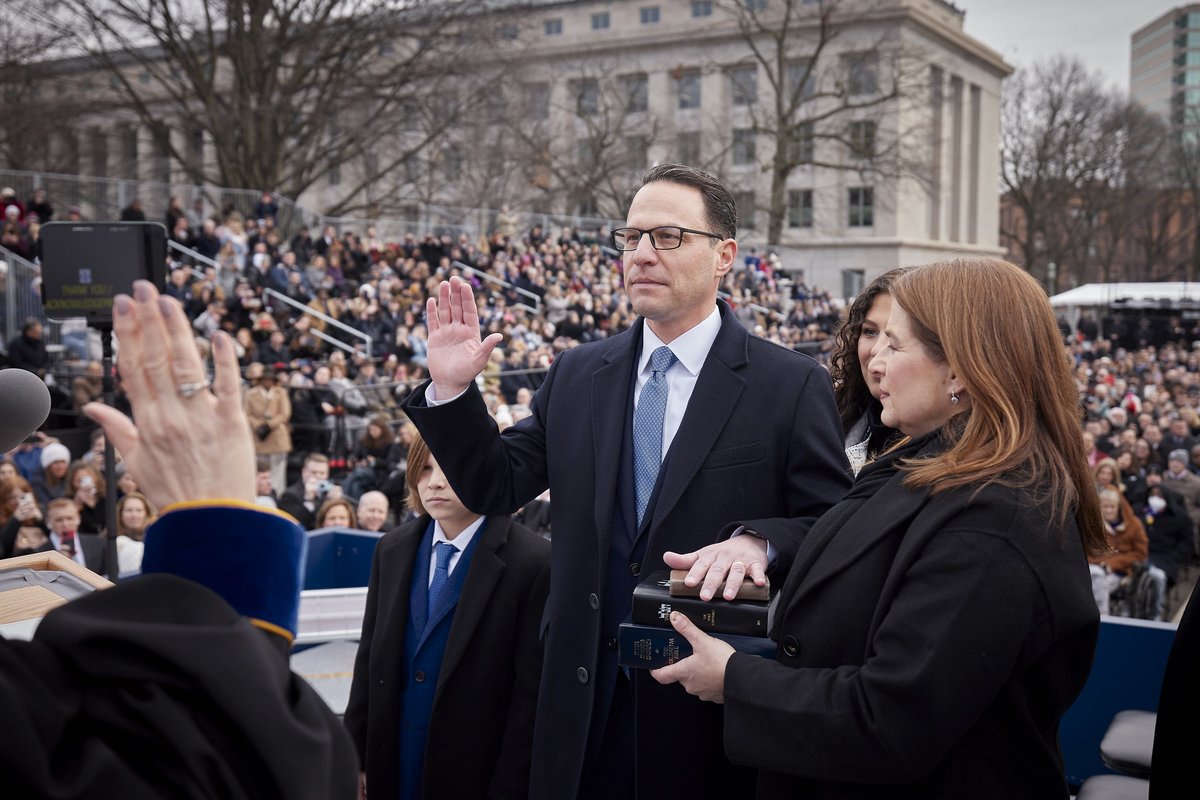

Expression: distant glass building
xmin=1131 ymin=4 xmax=1200 ymax=139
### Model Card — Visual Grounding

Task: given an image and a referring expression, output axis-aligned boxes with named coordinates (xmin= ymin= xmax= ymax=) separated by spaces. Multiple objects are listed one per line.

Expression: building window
xmin=626 ymin=135 xmax=649 ymax=171
xmin=577 ymin=136 xmax=595 ymax=163
xmin=745 ymin=0 xmax=767 ymax=10
xmin=678 ymin=131 xmax=701 ymax=164
xmin=443 ymin=145 xmax=462 ymax=181
xmin=842 ymin=269 xmax=865 ymax=300
xmin=730 ymin=65 xmax=757 ymax=105
xmin=527 ymin=82 xmax=550 ymax=120
xmin=788 ymin=190 xmax=813 ymax=228
xmin=732 ymin=128 xmax=756 ymax=166
xmin=846 ymin=54 xmax=878 ymax=95
xmin=592 ymin=12 xmax=610 ymax=30
xmin=734 ymin=191 xmax=756 ymax=229
xmin=574 ymin=79 xmax=600 ymax=116
xmin=848 ymin=120 xmax=876 ymax=159
xmin=678 ymin=70 xmax=701 ymax=109
xmin=789 ymin=122 xmax=814 ymax=163
xmin=500 ymin=23 xmax=519 ymax=40
xmin=328 ymin=163 xmax=341 ymax=186
xmin=692 ymin=0 xmax=713 ymax=17
xmin=640 ymin=6 xmax=660 ymax=24
xmin=379 ymin=41 xmax=395 ymax=56
xmin=545 ymin=18 xmax=562 ymax=35
xmin=787 ymin=60 xmax=817 ymax=102
xmin=848 ymin=187 xmax=874 ymax=227
xmin=623 ymin=73 xmax=649 ymax=113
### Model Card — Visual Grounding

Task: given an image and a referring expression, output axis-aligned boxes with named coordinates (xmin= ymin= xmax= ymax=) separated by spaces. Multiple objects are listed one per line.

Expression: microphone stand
xmin=99 ymin=324 xmax=120 ymax=582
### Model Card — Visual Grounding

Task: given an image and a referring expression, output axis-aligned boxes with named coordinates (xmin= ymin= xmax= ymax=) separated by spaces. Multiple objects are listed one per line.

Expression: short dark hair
xmin=640 ymin=163 xmax=737 ymax=240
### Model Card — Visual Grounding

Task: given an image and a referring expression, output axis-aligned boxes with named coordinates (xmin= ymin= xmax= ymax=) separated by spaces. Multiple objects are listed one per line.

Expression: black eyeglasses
xmin=610 ymin=225 xmax=724 ymax=251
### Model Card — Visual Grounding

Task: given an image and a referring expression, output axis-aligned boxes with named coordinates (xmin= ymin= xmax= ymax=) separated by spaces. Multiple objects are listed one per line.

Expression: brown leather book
xmin=668 ymin=568 xmax=770 ymax=601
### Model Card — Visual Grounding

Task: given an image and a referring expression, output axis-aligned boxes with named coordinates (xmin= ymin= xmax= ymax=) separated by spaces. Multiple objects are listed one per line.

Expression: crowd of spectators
xmin=3 ymin=190 xmax=1196 ymax=610
xmin=1074 ymin=327 xmax=1200 ymax=619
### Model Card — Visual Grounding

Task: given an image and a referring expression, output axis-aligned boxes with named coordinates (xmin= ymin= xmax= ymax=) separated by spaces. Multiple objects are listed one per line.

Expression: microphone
xmin=0 ymin=368 xmax=52 ymax=452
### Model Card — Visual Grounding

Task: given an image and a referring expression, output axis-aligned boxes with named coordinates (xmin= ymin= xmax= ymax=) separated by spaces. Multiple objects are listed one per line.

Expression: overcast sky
xmin=954 ymin=0 xmax=1187 ymax=92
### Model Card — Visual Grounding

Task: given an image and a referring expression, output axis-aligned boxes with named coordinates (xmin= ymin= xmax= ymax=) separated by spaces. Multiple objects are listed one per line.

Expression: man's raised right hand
xmin=425 ymin=276 xmax=503 ymax=400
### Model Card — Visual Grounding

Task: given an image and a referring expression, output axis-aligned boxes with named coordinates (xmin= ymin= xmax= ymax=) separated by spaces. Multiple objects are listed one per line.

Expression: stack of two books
xmin=618 ymin=570 xmax=778 ymax=669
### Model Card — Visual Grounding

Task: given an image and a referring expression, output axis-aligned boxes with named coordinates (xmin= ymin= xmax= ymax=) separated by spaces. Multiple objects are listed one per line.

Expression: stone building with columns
xmin=5 ymin=0 xmax=1009 ymax=296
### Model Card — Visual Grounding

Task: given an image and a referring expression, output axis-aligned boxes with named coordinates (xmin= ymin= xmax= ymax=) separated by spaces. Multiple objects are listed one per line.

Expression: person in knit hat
xmin=1163 ymin=448 xmax=1200 ymax=551
xmin=30 ymin=442 xmax=71 ymax=506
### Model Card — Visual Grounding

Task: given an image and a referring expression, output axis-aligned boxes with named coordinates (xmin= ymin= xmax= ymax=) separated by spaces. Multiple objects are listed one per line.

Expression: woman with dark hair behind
xmin=343 ymin=414 xmax=403 ymax=501
xmin=659 ymin=258 xmax=1106 ymax=798
xmin=828 ymin=267 xmax=907 ymax=475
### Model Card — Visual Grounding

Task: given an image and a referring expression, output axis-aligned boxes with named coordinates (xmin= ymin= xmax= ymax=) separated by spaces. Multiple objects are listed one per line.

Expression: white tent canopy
xmin=1049 ymin=282 xmax=1200 ymax=308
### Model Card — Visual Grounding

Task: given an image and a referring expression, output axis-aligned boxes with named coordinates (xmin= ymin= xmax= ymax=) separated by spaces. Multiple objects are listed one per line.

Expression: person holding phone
xmin=65 ymin=461 xmax=107 ymax=535
xmin=0 ymin=477 xmax=44 ymax=557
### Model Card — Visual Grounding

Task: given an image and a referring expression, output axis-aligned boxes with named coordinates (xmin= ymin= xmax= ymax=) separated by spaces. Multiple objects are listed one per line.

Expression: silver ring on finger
xmin=177 ymin=379 xmax=211 ymax=399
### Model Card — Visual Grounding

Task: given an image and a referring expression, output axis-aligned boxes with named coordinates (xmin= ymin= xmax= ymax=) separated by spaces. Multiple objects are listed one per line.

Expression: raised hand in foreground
xmin=83 ymin=280 xmax=256 ymax=511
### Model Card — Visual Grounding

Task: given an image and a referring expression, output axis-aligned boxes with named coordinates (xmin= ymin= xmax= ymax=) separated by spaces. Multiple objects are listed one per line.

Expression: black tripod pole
xmin=100 ymin=325 xmax=120 ymax=582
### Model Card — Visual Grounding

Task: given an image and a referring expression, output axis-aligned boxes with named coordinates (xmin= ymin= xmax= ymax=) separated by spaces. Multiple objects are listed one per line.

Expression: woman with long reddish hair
xmin=660 ymin=258 xmax=1105 ymax=798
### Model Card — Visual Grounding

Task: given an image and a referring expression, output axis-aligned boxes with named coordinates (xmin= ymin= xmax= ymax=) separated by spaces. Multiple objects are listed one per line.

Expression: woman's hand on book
xmin=650 ymin=611 xmax=735 ymax=703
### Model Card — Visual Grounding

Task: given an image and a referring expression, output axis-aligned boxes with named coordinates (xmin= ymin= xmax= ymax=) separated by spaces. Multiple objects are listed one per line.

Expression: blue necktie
xmin=428 ymin=540 xmax=458 ymax=613
xmin=633 ymin=346 xmax=677 ymax=527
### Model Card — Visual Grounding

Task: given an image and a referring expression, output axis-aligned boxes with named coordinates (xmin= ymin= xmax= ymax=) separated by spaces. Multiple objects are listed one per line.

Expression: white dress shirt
xmin=428 ymin=515 xmax=485 ymax=587
xmin=634 ymin=306 xmax=722 ymax=460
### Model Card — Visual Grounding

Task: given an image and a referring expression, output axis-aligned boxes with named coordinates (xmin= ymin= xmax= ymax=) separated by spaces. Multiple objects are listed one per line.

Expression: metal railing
xmin=166 ymin=239 xmax=219 ymax=280
xmin=718 ymin=290 xmax=787 ymax=321
xmin=0 ymin=245 xmax=63 ymax=351
xmin=262 ymin=288 xmax=373 ymax=357
xmin=453 ymin=260 xmax=541 ymax=312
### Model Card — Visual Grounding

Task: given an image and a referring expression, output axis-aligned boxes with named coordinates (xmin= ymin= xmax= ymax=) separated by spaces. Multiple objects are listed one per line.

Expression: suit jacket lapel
xmin=593 ymin=325 xmax=641 ymax=557
xmin=436 ymin=516 xmax=508 ymax=693
xmin=376 ymin=524 xmax=423 ymax=681
xmin=781 ymin=469 xmax=930 ymax=615
xmin=644 ymin=307 xmax=747 ymax=547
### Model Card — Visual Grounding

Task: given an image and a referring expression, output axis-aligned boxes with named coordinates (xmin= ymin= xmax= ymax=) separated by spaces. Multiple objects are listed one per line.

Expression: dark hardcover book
xmin=669 ymin=568 xmax=770 ymax=601
xmin=618 ymin=620 xmax=777 ymax=669
xmin=631 ymin=570 xmax=773 ymax=636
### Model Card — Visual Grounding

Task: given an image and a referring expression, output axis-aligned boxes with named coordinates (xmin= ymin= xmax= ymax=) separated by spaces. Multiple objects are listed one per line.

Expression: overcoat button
xmin=782 ymin=636 xmax=799 ymax=658
xmin=629 ymin=562 xmax=640 ymax=577
xmin=607 ymin=637 xmax=618 ymax=651
xmin=589 ymin=593 xmax=600 ymax=609
xmin=577 ymin=667 xmax=590 ymax=684
xmin=414 ymin=671 xmax=426 ymax=683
